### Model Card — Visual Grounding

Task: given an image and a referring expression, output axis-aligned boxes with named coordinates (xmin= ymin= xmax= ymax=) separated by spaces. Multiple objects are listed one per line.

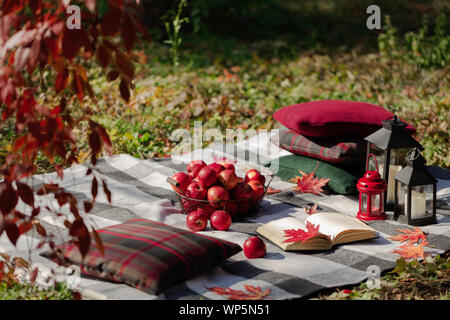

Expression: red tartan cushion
xmin=273 ymin=100 xmax=416 ymax=137
xmin=272 ymin=126 xmax=366 ymax=164
xmin=41 ymin=219 xmax=241 ymax=295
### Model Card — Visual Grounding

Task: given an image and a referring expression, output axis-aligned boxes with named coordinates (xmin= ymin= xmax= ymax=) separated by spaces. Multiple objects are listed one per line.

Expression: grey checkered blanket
xmin=1 ymin=133 xmax=449 ymax=300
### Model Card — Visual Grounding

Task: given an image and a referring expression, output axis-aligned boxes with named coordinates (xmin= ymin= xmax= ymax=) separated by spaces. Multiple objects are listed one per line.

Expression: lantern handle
xmin=385 ymin=114 xmax=405 ymax=124
xmin=407 ymin=148 xmax=420 ymax=161
xmin=366 ymin=153 xmax=379 ymax=172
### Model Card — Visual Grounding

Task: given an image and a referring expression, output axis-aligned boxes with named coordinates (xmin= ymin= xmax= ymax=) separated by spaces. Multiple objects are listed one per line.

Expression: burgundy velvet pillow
xmin=273 ymin=100 xmax=416 ymax=137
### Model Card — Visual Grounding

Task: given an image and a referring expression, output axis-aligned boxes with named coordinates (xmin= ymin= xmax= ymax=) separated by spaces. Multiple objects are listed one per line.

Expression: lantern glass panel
xmin=384 ymin=148 xmax=409 ymax=204
xmin=405 ymin=185 xmax=434 ymax=219
xmin=360 ymin=193 xmax=368 ymax=213
xmin=389 ymin=148 xmax=409 ymax=167
xmin=368 ymin=143 xmax=384 ymax=175
xmin=370 ymin=193 xmax=382 ymax=217
xmin=395 ymin=181 xmax=408 ymax=214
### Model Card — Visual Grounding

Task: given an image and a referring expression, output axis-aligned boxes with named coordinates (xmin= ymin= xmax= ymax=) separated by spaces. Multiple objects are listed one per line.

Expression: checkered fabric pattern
xmin=1 ymin=132 xmax=449 ymax=300
xmin=273 ymin=126 xmax=366 ymax=163
xmin=42 ymin=219 xmax=241 ymax=295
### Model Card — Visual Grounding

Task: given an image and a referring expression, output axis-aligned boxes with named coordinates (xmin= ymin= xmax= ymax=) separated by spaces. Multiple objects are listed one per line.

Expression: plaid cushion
xmin=273 ymin=126 xmax=366 ymax=164
xmin=41 ymin=219 xmax=241 ymax=295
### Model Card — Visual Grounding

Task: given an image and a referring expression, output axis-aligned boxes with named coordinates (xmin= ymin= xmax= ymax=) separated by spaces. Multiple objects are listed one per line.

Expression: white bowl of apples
xmin=167 ymin=160 xmax=274 ymax=226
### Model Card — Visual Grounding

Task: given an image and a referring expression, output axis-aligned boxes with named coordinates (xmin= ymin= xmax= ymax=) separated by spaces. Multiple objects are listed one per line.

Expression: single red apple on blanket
xmin=186 ymin=211 xmax=208 ymax=232
xmin=245 ymin=169 xmax=266 ymax=185
xmin=196 ymin=166 xmax=218 ymax=187
xmin=243 ymin=236 xmax=266 ymax=259
xmin=208 ymin=163 xmax=225 ymax=176
xmin=196 ymin=203 xmax=215 ymax=218
xmin=186 ymin=160 xmax=207 ymax=178
xmin=185 ymin=181 xmax=207 ymax=200
xmin=232 ymin=182 xmax=254 ymax=200
xmin=170 ymin=172 xmax=191 ymax=194
xmin=210 ymin=210 xmax=232 ymax=231
xmin=221 ymin=162 xmax=235 ymax=172
xmin=207 ymin=186 xmax=230 ymax=208
xmin=218 ymin=169 xmax=239 ymax=190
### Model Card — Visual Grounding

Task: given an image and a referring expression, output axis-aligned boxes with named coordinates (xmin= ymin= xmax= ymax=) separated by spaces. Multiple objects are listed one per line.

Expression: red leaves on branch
xmin=101 ymin=7 xmax=122 ymax=36
xmin=0 ymin=0 xmax=145 ymax=256
xmin=289 ymin=162 xmax=330 ymax=195
xmin=102 ymin=179 xmax=112 ymax=203
xmin=0 ymin=183 xmax=18 ymax=215
xmin=16 ymin=182 xmax=34 ymax=208
xmin=282 ymin=221 xmax=320 ymax=243
xmin=206 ymin=285 xmax=271 ymax=300
xmin=69 ymin=218 xmax=91 ymax=258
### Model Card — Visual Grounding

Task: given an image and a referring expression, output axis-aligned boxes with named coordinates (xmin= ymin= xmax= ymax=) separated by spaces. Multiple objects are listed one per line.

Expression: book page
xmin=257 ymin=216 xmax=332 ymax=250
xmin=305 ymin=212 xmax=375 ymax=240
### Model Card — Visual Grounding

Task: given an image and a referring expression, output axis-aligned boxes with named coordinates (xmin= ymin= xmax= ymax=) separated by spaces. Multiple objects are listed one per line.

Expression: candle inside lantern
xmin=386 ymin=165 xmax=402 ymax=203
xmin=404 ymin=190 xmax=426 ymax=218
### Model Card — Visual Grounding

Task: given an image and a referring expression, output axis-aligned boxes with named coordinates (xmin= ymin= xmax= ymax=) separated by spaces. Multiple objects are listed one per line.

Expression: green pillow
xmin=264 ymin=154 xmax=361 ymax=195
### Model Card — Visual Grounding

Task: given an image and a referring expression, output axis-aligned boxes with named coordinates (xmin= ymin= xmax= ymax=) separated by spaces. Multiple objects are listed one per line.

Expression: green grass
xmin=0 ymin=281 xmax=76 ymax=300
xmin=87 ymin=27 xmax=449 ymax=167
xmin=314 ymin=253 xmax=450 ymax=300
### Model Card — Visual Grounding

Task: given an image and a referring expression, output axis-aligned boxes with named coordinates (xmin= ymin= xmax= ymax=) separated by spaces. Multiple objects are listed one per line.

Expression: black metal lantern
xmin=364 ymin=115 xmax=423 ymax=211
xmin=393 ymin=148 xmax=437 ymax=226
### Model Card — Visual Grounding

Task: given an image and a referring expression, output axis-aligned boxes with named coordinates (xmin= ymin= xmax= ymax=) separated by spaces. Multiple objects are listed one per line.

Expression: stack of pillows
xmin=267 ymin=100 xmax=416 ymax=195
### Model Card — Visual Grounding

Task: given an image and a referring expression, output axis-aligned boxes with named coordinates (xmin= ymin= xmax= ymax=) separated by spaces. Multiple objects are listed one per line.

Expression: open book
xmin=256 ymin=211 xmax=377 ymax=251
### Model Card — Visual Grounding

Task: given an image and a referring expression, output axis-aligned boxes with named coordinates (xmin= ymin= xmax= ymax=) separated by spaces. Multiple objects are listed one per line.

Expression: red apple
xmin=196 ymin=203 xmax=215 ymax=218
xmin=196 ymin=166 xmax=218 ymax=187
xmin=207 ymin=186 xmax=230 ymax=208
xmin=243 ymin=236 xmax=266 ymax=259
xmin=186 ymin=160 xmax=207 ymax=178
xmin=170 ymin=172 xmax=191 ymax=194
xmin=245 ymin=169 xmax=266 ymax=185
xmin=181 ymin=198 xmax=198 ymax=214
xmin=186 ymin=211 xmax=208 ymax=232
xmin=232 ymin=182 xmax=254 ymax=200
xmin=236 ymin=200 xmax=250 ymax=215
xmin=185 ymin=181 xmax=207 ymax=200
xmin=218 ymin=169 xmax=239 ymax=190
xmin=247 ymin=180 xmax=264 ymax=198
xmin=223 ymin=201 xmax=237 ymax=217
xmin=210 ymin=210 xmax=232 ymax=231
xmin=208 ymin=163 xmax=225 ymax=176
xmin=221 ymin=162 xmax=235 ymax=172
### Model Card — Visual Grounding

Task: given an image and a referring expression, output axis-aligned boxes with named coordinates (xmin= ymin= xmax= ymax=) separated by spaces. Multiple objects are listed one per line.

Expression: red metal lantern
xmin=357 ymin=154 xmax=387 ymax=221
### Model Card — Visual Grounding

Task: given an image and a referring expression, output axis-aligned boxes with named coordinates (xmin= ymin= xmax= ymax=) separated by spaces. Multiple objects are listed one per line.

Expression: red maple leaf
xmin=392 ymin=241 xmax=430 ymax=260
xmin=282 ymin=221 xmax=320 ymax=243
xmin=206 ymin=285 xmax=271 ymax=300
xmin=388 ymin=227 xmax=427 ymax=245
xmin=266 ymin=187 xmax=281 ymax=195
xmin=304 ymin=204 xmax=318 ymax=215
xmin=289 ymin=162 xmax=330 ymax=195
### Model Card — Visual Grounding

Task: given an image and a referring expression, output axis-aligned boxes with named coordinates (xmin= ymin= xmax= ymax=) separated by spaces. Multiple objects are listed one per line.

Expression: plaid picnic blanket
xmin=1 ymin=132 xmax=449 ymax=300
